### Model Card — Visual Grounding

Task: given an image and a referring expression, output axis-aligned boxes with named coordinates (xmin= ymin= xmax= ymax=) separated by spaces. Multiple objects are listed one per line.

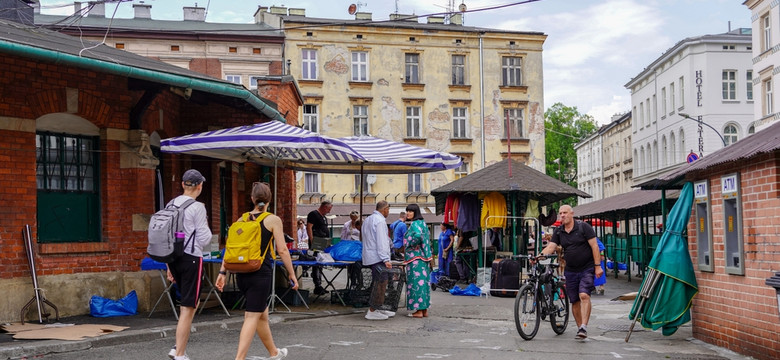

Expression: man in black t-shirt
xmin=306 ymin=200 xmax=332 ymax=295
xmin=539 ymin=205 xmax=603 ymax=340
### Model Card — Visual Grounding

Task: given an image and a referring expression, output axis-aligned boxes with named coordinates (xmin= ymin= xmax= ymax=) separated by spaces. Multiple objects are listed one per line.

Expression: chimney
xmin=33 ymin=0 xmax=40 ymax=14
xmin=390 ymin=13 xmax=418 ymax=22
xmin=450 ymin=13 xmax=462 ymax=25
xmin=88 ymin=1 xmax=104 ymax=17
xmin=288 ymin=8 xmax=305 ymax=16
xmin=269 ymin=6 xmax=287 ymax=15
xmin=133 ymin=3 xmax=152 ymax=19
xmin=427 ymin=16 xmax=444 ymax=24
xmin=253 ymin=6 xmax=268 ymax=24
xmin=355 ymin=12 xmax=371 ymax=20
xmin=74 ymin=2 xmax=82 ymax=14
xmin=183 ymin=6 xmax=206 ymax=21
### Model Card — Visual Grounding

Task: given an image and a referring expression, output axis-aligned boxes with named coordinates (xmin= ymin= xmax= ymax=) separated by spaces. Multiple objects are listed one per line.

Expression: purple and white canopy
xmin=295 ymin=136 xmax=462 ymax=174
xmin=160 ymin=121 xmax=364 ymax=167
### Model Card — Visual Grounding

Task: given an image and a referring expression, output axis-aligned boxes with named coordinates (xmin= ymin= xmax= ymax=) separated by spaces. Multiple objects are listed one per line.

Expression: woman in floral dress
xmin=403 ymin=203 xmax=433 ymax=318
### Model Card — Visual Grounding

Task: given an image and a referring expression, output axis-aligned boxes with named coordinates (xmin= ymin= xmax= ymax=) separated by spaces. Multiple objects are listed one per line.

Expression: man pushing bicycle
xmin=537 ymin=205 xmax=603 ymax=340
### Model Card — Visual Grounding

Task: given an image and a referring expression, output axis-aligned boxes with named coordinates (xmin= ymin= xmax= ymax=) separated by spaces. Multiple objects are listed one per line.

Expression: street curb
xmin=0 ymin=310 xmax=356 ymax=360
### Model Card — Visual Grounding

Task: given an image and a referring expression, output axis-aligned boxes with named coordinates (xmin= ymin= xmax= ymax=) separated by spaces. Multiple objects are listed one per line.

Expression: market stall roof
xmin=636 ymin=120 xmax=780 ymax=190
xmin=431 ymin=159 xmax=590 ymax=214
xmin=572 ymin=189 xmax=680 ymax=219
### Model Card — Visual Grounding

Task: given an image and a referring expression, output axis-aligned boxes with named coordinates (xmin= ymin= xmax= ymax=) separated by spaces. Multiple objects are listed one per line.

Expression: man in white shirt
xmin=361 ymin=201 xmax=394 ymax=320
xmin=166 ymin=169 xmax=212 ymax=360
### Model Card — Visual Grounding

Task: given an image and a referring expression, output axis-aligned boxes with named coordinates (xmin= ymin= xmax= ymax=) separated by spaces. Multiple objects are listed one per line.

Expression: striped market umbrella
xmin=160 ymin=121 xmax=365 ymax=210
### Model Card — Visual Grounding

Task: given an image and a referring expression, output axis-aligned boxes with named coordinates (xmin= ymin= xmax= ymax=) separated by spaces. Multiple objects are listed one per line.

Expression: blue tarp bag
xmin=449 ymin=283 xmax=481 ymax=296
xmin=326 ymin=240 xmax=362 ymax=261
xmin=90 ymin=290 xmax=138 ymax=317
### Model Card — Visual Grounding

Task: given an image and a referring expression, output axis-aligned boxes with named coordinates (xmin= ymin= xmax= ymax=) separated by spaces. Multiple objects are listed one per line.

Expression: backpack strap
xmin=245 ymin=212 xmax=275 ymax=261
xmin=174 ymin=198 xmax=197 ymax=253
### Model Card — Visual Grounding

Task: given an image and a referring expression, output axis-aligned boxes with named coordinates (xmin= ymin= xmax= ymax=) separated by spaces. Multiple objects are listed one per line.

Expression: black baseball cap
xmin=182 ymin=169 xmax=206 ymax=186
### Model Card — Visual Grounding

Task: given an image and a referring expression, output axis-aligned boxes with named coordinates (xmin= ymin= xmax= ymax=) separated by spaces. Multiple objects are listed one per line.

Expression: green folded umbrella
xmin=629 ymin=181 xmax=698 ymax=336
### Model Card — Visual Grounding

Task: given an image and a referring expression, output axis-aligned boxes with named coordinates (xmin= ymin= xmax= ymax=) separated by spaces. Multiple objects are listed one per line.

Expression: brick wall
xmin=687 ymin=153 xmax=780 ymax=359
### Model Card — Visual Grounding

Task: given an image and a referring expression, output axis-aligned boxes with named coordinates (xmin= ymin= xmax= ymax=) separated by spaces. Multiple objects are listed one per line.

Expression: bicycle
xmin=512 ymin=254 xmax=570 ymax=340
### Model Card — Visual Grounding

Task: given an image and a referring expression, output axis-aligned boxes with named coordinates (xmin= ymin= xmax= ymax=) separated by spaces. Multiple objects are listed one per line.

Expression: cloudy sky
xmin=39 ymin=0 xmax=751 ymax=125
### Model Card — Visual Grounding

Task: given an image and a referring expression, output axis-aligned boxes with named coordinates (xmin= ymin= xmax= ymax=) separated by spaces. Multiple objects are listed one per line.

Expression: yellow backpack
xmin=224 ymin=212 xmax=273 ymax=273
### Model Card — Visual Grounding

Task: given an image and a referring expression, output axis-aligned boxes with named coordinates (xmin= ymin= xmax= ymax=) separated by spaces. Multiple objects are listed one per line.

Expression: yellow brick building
xmin=258 ymin=6 xmax=547 ymax=208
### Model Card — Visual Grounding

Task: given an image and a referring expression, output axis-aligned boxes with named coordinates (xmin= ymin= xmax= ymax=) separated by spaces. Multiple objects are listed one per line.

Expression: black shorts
xmin=564 ymin=268 xmax=595 ymax=304
xmin=168 ymin=254 xmax=203 ymax=308
xmin=236 ymin=267 xmax=273 ymax=312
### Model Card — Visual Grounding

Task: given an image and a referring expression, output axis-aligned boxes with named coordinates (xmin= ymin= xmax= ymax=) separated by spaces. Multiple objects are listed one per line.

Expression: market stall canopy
xmin=572 ymin=189 xmax=680 ymax=219
xmin=293 ymin=136 xmax=463 ymax=174
xmin=431 ymin=159 xmax=590 ymax=214
xmin=636 ymin=120 xmax=780 ymax=190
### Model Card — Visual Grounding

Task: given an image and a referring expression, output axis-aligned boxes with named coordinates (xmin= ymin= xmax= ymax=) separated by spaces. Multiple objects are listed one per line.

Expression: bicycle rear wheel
xmin=514 ymin=283 xmax=540 ymax=340
xmin=549 ymin=282 xmax=570 ymax=335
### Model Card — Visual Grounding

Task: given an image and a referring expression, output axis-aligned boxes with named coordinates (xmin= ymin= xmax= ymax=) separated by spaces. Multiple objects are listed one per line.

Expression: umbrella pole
xmin=625 ymin=268 xmax=661 ymax=342
xmin=359 ymin=165 xmax=364 ymax=218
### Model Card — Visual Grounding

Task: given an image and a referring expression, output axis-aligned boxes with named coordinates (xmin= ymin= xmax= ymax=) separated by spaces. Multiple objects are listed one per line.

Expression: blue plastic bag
xmin=449 ymin=283 xmax=481 ymax=296
xmin=90 ymin=290 xmax=138 ymax=317
xmin=326 ymin=240 xmax=362 ymax=261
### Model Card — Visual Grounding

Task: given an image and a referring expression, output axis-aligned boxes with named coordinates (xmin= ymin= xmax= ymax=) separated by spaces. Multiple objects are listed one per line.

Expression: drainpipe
xmin=479 ymin=32 xmax=486 ymax=169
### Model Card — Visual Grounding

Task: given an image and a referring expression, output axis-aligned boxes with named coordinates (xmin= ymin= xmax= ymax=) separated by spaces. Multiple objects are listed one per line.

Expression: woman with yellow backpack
xmin=215 ymin=182 xmax=297 ymax=360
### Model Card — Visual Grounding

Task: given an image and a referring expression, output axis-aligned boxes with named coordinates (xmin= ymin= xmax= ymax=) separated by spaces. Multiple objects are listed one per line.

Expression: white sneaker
xmin=173 ymin=355 xmax=190 ymax=360
xmin=379 ymin=310 xmax=396 ymax=318
xmin=365 ymin=310 xmax=389 ymax=320
xmin=268 ymin=348 xmax=288 ymax=360
xmin=167 ymin=346 xmax=176 ymax=358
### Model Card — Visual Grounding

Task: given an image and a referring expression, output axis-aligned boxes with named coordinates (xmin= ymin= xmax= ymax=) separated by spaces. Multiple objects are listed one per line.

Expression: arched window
xmin=670 ymin=132 xmax=676 ymax=164
xmin=634 ymin=149 xmax=639 ymax=174
xmin=679 ymin=129 xmax=686 ymax=155
xmin=662 ymin=135 xmax=668 ymax=168
xmin=652 ymin=140 xmax=658 ymax=171
xmin=748 ymin=125 xmax=755 ymax=134
xmin=723 ymin=124 xmax=739 ymax=145
xmin=639 ymin=147 xmax=644 ymax=175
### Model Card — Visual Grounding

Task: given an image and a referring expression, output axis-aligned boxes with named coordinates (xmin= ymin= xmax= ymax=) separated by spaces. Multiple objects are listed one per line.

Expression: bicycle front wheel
xmin=549 ymin=282 xmax=570 ymax=335
xmin=514 ymin=283 xmax=540 ymax=340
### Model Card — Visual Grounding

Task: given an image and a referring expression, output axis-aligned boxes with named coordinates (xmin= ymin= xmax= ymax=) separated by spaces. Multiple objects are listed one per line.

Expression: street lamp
xmin=678 ymin=113 xmax=728 ymax=148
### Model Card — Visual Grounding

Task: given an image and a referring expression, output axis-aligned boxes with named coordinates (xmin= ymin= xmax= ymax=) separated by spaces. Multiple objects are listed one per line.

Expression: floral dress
xmin=404 ymin=219 xmax=433 ymax=311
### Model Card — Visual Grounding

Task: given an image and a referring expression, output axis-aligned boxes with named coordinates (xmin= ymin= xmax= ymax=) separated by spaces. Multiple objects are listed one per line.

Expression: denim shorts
xmin=564 ymin=268 xmax=595 ymax=303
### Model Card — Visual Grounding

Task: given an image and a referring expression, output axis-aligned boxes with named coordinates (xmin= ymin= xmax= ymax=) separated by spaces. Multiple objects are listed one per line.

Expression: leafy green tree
xmin=544 ymin=103 xmax=598 ymax=206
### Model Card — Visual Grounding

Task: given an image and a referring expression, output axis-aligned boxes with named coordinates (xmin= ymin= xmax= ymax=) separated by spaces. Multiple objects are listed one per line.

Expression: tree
xmin=544 ymin=103 xmax=598 ymax=206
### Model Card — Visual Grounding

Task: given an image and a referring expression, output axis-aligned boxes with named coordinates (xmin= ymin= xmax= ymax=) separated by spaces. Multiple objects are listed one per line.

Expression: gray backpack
xmin=147 ymin=198 xmax=196 ymax=263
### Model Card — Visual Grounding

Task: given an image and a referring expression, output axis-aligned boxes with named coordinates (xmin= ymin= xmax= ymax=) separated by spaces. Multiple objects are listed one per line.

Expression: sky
xmin=38 ymin=0 xmax=752 ymax=125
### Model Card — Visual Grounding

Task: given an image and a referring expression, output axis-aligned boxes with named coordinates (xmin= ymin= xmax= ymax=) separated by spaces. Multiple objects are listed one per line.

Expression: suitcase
xmin=490 ymin=258 xmax=520 ymax=297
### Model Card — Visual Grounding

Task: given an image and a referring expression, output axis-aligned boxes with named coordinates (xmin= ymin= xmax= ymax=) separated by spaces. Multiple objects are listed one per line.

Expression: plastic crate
xmin=370 ymin=266 xmax=405 ymax=312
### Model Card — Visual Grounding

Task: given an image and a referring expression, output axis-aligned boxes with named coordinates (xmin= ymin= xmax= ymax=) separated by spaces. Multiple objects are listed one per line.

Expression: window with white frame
xmin=661 ymin=135 xmax=667 ymax=168
xmin=652 ymin=95 xmax=657 ymax=122
xmin=639 ymin=103 xmax=644 ymax=128
xmin=670 ymin=82 xmax=675 ymax=112
xmin=304 ymin=172 xmax=320 ymax=193
xmin=762 ymin=13 xmax=771 ymax=52
xmin=452 ymin=55 xmax=465 ymax=85
xmin=302 ymin=105 xmax=318 ymax=133
xmin=407 ymin=173 xmax=422 ymax=193
xmin=405 ymin=53 xmax=420 ymax=83
xmin=353 ymin=105 xmax=369 ymax=136
xmin=250 ymin=76 xmax=261 ymax=89
xmin=406 ymin=106 xmax=421 ymax=138
xmin=723 ymin=124 xmax=738 ymax=145
xmin=354 ymin=174 xmax=370 ymax=193
xmin=679 ymin=129 xmax=685 ymax=155
xmin=765 ymin=78 xmax=773 ymax=115
xmin=302 ymin=49 xmax=317 ymax=80
xmin=746 ymin=70 xmax=753 ymax=100
xmin=351 ymin=51 xmax=368 ymax=82
xmin=632 ymin=106 xmax=637 ymax=132
xmin=661 ymin=87 xmax=667 ymax=115
xmin=501 ymin=56 xmax=522 ymax=86
xmin=722 ymin=70 xmax=736 ymax=100
xmin=646 ymin=98 xmax=651 ymax=127
xmin=503 ymin=108 xmax=523 ymax=139
xmin=454 ymin=161 xmax=469 ymax=179
xmin=670 ymin=132 xmax=676 ymax=164
xmin=225 ymin=74 xmax=241 ymax=84
xmin=679 ymin=76 xmax=684 ymax=108
xmin=452 ymin=107 xmax=468 ymax=138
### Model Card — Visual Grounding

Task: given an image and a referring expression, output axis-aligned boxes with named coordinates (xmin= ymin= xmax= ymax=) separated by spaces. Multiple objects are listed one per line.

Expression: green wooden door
xmin=36 ymin=132 xmax=100 ymax=243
